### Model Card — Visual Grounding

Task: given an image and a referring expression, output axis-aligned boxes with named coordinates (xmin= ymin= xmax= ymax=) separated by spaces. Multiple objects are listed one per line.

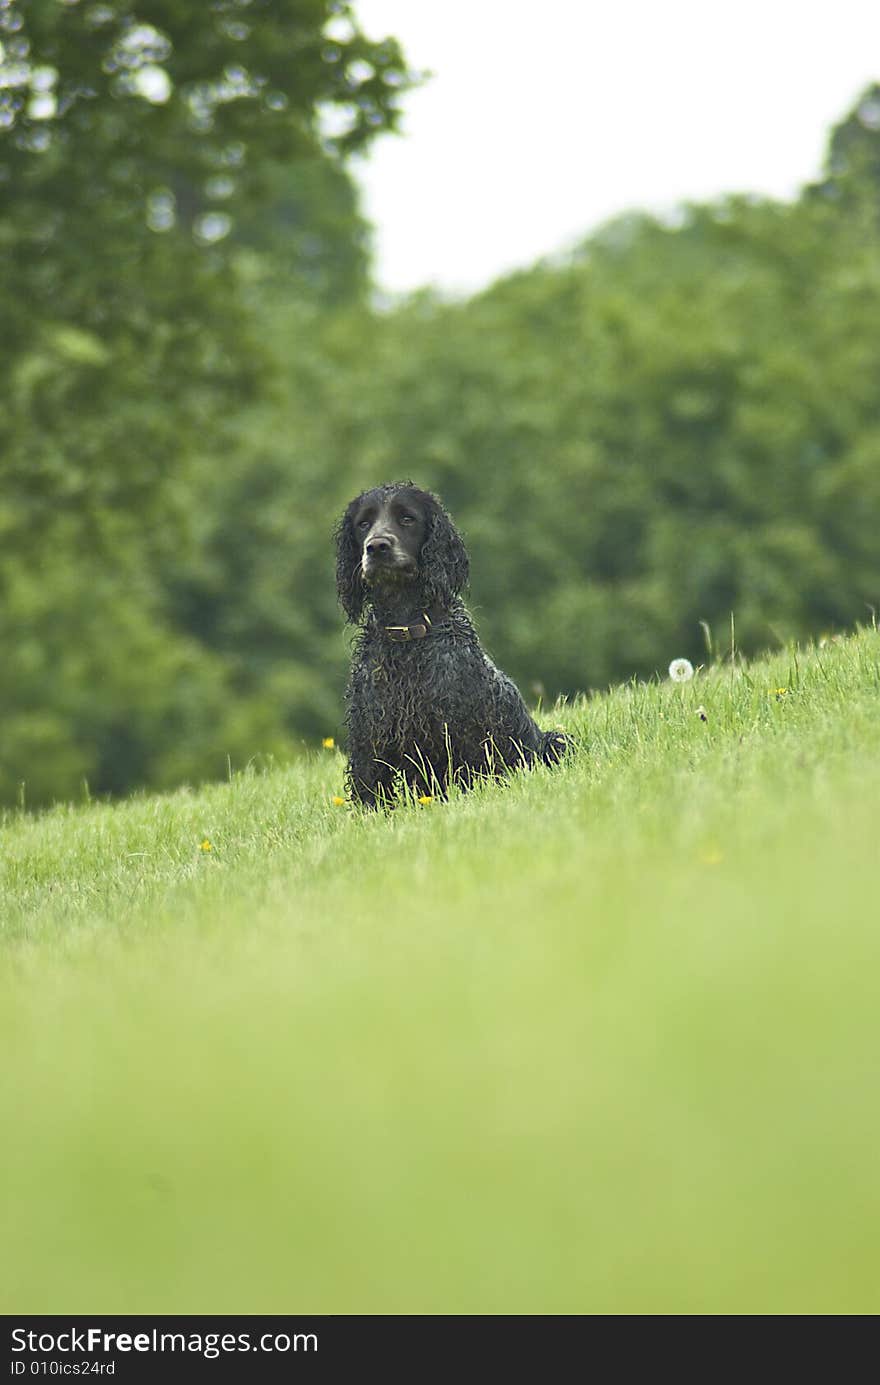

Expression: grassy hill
xmin=2 ymin=627 xmax=879 ymax=1314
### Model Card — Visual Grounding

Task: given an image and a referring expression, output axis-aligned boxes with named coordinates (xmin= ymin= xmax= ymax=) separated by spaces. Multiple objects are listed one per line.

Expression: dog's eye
xmin=357 ymin=519 xmax=370 ymax=530
xmin=400 ymin=514 xmax=416 ymax=525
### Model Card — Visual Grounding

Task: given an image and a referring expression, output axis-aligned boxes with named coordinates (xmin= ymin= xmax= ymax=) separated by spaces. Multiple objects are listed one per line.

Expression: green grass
xmin=2 ymin=628 xmax=880 ymax=1314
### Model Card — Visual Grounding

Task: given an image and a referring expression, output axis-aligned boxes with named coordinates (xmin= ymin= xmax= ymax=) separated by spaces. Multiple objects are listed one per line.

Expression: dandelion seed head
xmin=668 ymin=658 xmax=694 ymax=683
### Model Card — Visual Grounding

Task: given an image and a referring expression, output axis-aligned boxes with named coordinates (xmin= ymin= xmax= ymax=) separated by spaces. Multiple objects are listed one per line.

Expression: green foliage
xmin=0 ymin=0 xmax=411 ymax=533
xmin=200 ymin=178 xmax=880 ymax=730
xmin=807 ymin=81 xmax=880 ymax=227
xmin=3 ymin=630 xmax=880 ymax=1311
xmin=0 ymin=0 xmax=413 ymax=803
xmin=2 ymin=36 xmax=880 ymax=805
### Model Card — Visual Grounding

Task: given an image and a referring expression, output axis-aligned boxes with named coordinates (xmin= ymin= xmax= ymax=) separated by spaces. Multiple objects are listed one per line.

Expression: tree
xmin=0 ymin=0 xmax=412 ymax=548
xmin=0 ymin=1 xmax=415 ymax=805
xmin=808 ymin=83 xmax=880 ymax=228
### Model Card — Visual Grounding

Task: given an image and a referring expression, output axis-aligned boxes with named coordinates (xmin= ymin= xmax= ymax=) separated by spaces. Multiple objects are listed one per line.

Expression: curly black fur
xmin=335 ymin=483 xmax=566 ymax=806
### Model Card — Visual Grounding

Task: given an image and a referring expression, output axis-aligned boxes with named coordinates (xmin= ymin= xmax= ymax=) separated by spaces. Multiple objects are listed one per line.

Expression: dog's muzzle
xmin=362 ymin=534 xmax=413 ymax=581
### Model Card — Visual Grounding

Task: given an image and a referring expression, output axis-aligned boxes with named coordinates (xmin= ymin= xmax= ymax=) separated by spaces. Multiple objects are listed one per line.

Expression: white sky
xmin=352 ymin=0 xmax=880 ymax=295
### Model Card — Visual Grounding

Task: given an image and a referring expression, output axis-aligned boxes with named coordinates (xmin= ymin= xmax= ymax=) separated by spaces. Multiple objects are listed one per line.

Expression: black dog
xmin=335 ymin=483 xmax=566 ymax=806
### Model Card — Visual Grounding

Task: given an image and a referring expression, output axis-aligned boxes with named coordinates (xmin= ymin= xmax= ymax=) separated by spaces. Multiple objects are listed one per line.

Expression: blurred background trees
xmin=0 ymin=0 xmax=410 ymax=801
xmin=2 ymin=2 xmax=879 ymax=805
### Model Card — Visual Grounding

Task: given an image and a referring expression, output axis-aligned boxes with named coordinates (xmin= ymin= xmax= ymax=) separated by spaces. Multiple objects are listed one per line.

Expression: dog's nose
xmin=365 ymin=535 xmax=393 ymax=556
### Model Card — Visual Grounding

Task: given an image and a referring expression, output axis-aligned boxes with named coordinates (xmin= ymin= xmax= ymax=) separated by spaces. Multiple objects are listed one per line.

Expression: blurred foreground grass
xmin=2 ymin=629 xmax=879 ymax=1313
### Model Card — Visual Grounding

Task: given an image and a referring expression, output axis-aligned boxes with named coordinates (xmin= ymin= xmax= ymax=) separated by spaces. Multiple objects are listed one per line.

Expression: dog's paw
xmin=541 ymin=730 xmax=568 ymax=765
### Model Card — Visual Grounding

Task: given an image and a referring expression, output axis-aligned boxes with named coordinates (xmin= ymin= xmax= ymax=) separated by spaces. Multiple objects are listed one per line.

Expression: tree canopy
xmin=2 ymin=16 xmax=879 ymax=805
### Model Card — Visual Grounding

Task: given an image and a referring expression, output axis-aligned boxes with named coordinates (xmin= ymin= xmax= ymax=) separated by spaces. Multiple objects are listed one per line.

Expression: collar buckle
xmin=384 ymin=612 xmax=433 ymax=643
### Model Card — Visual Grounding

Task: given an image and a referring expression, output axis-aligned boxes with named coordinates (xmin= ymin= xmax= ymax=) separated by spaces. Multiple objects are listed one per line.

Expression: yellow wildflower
xmin=771 ymin=687 xmax=788 ymax=699
xmin=332 ymin=796 xmax=346 ymax=806
xmin=199 ymin=839 xmax=213 ymax=852
xmin=322 ymin=737 xmax=336 ymax=750
xmin=418 ymin=795 xmax=434 ymax=805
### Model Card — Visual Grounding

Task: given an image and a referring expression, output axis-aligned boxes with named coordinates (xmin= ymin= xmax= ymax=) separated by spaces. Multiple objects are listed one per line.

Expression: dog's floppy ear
xmin=335 ymin=500 xmax=366 ymax=622
xmin=420 ymin=493 xmax=469 ymax=608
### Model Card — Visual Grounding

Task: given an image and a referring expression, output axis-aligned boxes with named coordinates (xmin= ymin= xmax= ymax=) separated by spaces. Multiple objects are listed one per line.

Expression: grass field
xmin=2 ymin=627 xmax=879 ymax=1314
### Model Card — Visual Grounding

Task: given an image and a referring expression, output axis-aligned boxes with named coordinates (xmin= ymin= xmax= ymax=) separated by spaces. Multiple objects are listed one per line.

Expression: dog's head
xmin=335 ymin=483 xmax=469 ymax=622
